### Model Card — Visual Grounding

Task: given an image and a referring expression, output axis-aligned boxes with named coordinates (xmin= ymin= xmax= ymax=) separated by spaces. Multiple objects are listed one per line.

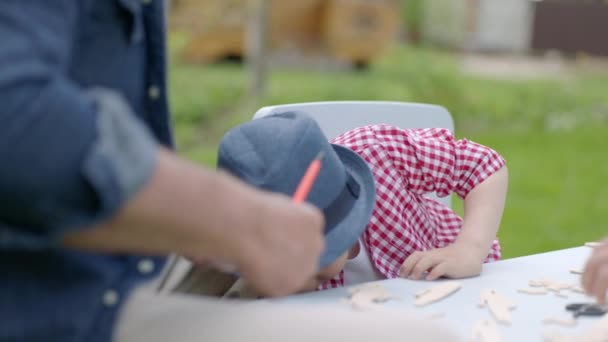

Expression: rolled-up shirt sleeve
xmin=0 ymin=1 xmax=158 ymax=249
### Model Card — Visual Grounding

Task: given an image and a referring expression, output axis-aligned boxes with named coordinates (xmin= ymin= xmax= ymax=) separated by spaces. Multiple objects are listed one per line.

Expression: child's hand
xmin=399 ymin=243 xmax=485 ymax=280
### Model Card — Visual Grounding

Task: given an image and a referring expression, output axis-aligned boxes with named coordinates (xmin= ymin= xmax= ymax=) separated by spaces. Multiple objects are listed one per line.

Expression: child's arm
xmin=399 ymin=164 xmax=507 ymax=281
xmin=456 ymin=165 xmax=508 ymax=262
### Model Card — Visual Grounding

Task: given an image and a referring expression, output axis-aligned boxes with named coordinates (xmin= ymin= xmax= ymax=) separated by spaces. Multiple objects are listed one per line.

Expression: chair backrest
xmin=253 ymin=101 xmax=455 ymax=208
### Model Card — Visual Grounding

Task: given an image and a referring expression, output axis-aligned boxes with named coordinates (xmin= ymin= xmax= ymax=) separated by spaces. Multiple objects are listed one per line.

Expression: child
xmin=217 ymin=111 xmax=508 ymax=292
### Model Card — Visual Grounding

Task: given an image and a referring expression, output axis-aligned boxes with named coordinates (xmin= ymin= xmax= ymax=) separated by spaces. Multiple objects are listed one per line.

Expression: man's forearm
xmin=456 ymin=166 xmax=508 ymax=257
xmin=62 ymin=148 xmax=260 ymax=263
xmin=63 ymin=148 xmax=327 ymax=297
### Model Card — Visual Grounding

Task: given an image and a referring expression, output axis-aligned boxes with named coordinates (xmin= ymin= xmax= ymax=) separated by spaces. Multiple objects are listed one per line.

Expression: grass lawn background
xmin=168 ymin=35 xmax=608 ymax=259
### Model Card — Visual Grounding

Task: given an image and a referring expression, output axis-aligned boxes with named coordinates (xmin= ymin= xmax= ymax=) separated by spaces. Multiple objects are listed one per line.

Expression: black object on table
xmin=566 ymin=302 xmax=608 ymax=318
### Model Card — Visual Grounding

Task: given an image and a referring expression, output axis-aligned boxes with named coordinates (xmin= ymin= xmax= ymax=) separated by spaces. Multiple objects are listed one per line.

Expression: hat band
xmin=322 ymin=173 xmax=361 ymax=234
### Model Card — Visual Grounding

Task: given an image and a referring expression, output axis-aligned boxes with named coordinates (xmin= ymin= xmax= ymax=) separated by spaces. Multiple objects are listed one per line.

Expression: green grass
xmin=168 ymin=42 xmax=608 ymax=259
xmin=455 ymin=128 xmax=608 ymax=258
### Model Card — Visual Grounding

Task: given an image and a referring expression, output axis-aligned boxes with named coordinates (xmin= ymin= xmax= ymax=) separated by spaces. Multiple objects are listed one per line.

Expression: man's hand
xmin=399 ymin=242 xmax=485 ymax=281
xmin=64 ymin=149 xmax=325 ymax=298
xmin=581 ymin=240 xmax=608 ymax=304
xmin=232 ymin=192 xmax=325 ymax=297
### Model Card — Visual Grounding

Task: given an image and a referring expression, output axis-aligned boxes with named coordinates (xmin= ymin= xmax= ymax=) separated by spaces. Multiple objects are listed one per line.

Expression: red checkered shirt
xmin=319 ymin=125 xmax=505 ymax=290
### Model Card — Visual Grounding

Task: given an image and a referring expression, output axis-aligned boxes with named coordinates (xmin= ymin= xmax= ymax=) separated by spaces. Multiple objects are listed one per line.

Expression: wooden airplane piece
xmin=584 ymin=242 xmax=601 ymax=248
xmin=347 ymin=283 xmax=396 ymax=310
xmin=414 ymin=281 xmax=462 ymax=306
xmin=529 ymin=278 xmax=552 ymax=287
xmin=546 ymin=283 xmax=572 ymax=293
xmin=528 ymin=278 xmax=580 ymax=297
xmin=471 ymin=319 xmax=503 ymax=342
xmin=517 ymin=287 xmax=548 ymax=295
xmin=544 ymin=312 xmax=608 ymax=342
xmin=542 ymin=317 xmax=577 ymax=327
xmin=479 ymin=289 xmax=517 ymax=325
xmin=569 ymin=285 xmax=585 ymax=294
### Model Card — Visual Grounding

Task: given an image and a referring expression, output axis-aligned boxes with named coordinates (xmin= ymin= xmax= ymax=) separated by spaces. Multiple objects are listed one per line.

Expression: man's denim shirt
xmin=0 ymin=1 xmax=172 ymax=341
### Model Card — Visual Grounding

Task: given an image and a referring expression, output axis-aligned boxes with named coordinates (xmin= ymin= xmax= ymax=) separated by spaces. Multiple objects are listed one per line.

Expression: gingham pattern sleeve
xmin=341 ymin=125 xmax=506 ymax=199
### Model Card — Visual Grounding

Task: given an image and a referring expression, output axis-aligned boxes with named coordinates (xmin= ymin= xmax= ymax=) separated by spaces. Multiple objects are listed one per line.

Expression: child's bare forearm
xmin=456 ymin=166 xmax=508 ymax=258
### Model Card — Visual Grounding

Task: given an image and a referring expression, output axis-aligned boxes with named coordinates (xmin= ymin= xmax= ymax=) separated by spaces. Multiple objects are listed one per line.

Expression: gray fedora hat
xmin=217 ymin=112 xmax=376 ymax=269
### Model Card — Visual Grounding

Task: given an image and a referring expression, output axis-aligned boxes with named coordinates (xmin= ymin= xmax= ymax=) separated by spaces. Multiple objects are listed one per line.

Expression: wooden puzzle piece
xmin=528 ymin=278 xmax=582 ymax=298
xmin=471 ymin=319 xmax=503 ymax=342
xmin=585 ymin=242 xmax=601 ymax=248
xmin=546 ymin=283 xmax=572 ymax=293
xmin=542 ymin=317 xmax=577 ymax=327
xmin=569 ymin=285 xmax=585 ymax=294
xmin=414 ymin=281 xmax=462 ymax=306
xmin=529 ymin=278 xmax=570 ymax=289
xmin=479 ymin=289 xmax=517 ymax=325
xmin=544 ymin=313 xmax=608 ymax=342
xmin=347 ymin=283 xmax=396 ymax=310
xmin=518 ymin=287 xmax=548 ymax=295
xmin=529 ymin=278 xmax=553 ymax=287
xmin=348 ymin=283 xmax=394 ymax=298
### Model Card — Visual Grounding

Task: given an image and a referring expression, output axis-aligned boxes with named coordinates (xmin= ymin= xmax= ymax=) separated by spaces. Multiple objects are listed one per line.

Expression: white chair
xmin=254 ymin=101 xmax=455 ymax=207
xmin=254 ymin=101 xmax=456 ymax=285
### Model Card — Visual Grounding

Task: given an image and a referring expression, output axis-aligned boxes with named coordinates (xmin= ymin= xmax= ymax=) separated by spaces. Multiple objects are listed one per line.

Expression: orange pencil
xmin=292 ymin=151 xmax=324 ymax=203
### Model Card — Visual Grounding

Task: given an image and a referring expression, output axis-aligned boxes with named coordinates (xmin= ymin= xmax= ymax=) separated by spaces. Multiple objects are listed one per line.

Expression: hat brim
xmin=318 ymin=144 xmax=376 ymax=269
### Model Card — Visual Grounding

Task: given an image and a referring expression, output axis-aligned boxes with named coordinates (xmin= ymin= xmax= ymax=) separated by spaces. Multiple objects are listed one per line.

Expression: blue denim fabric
xmin=0 ymin=1 xmax=172 ymax=341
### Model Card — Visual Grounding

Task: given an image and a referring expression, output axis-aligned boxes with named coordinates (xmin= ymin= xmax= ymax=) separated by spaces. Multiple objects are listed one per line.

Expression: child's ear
xmin=347 ymin=241 xmax=361 ymax=260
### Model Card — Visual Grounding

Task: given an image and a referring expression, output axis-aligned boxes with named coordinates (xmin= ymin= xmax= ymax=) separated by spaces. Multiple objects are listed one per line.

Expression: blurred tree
xmin=246 ymin=0 xmax=270 ymax=103
xmin=402 ymin=0 xmax=424 ymax=44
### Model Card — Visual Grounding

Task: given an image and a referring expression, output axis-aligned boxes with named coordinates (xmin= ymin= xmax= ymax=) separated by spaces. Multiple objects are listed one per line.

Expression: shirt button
xmin=102 ymin=290 xmax=119 ymax=307
xmin=148 ymin=85 xmax=160 ymax=100
xmin=137 ymin=259 xmax=155 ymax=274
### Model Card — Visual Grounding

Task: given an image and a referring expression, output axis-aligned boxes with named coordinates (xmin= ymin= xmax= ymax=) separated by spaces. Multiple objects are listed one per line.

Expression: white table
xmin=274 ymin=247 xmax=602 ymax=341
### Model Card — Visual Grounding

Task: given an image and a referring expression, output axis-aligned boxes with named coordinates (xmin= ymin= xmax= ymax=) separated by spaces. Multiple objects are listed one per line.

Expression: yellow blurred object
xmin=322 ymin=0 xmax=400 ymax=67
xmin=170 ymin=0 xmax=400 ymax=67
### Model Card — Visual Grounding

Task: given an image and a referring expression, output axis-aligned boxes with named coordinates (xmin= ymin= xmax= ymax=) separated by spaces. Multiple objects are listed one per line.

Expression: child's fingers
xmin=409 ymin=255 xmax=439 ymax=280
xmin=426 ymin=262 xmax=448 ymax=281
xmin=399 ymin=251 xmax=424 ymax=278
